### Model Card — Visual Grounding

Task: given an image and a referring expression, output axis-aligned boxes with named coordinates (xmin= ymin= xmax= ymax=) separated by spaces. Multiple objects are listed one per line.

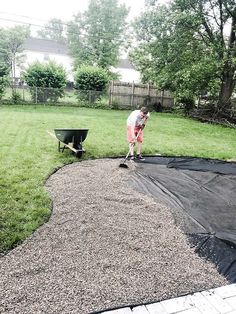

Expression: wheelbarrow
xmin=47 ymin=128 xmax=89 ymax=158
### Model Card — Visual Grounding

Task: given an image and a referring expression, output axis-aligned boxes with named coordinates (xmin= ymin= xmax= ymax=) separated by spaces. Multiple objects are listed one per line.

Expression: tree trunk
xmin=217 ymin=63 xmax=235 ymax=115
xmin=216 ymin=12 xmax=236 ymax=117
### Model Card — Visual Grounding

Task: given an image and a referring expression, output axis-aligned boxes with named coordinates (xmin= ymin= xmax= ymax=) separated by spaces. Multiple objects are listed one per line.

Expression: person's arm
xmin=141 ymin=115 xmax=149 ymax=129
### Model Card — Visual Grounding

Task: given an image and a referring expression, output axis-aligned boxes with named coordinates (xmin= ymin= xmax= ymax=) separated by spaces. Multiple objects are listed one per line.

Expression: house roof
xmin=23 ymin=37 xmax=134 ymax=69
xmin=23 ymin=37 xmax=69 ymax=55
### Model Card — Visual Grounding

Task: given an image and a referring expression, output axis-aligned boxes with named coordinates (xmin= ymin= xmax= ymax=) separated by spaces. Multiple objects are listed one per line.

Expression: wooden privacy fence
xmin=109 ymin=81 xmax=174 ymax=110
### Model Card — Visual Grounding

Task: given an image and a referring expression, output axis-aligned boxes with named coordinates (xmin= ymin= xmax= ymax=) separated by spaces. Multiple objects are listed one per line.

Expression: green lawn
xmin=0 ymin=104 xmax=236 ymax=254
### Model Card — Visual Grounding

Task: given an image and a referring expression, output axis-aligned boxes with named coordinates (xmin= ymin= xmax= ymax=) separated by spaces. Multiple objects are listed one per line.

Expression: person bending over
xmin=126 ymin=106 xmax=150 ymax=161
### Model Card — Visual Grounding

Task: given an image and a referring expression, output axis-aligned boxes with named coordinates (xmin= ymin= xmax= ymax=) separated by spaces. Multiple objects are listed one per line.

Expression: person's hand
xmin=141 ymin=124 xmax=145 ymax=130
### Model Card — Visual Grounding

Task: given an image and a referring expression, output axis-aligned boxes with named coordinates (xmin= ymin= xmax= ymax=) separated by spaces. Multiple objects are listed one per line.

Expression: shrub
xmin=0 ymin=63 xmax=10 ymax=100
xmin=175 ymin=96 xmax=195 ymax=114
xmin=11 ymin=91 xmax=22 ymax=104
xmin=74 ymin=66 xmax=110 ymax=103
xmin=22 ymin=61 xmax=67 ymax=103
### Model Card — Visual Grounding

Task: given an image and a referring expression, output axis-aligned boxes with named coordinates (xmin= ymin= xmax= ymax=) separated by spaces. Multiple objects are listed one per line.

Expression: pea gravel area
xmin=0 ymin=159 xmax=228 ymax=314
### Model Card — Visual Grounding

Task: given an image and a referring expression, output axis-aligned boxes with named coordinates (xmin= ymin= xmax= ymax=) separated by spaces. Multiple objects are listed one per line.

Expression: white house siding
xmin=15 ymin=38 xmax=141 ymax=84
xmin=17 ymin=50 xmax=74 ymax=81
xmin=113 ymin=67 xmax=140 ymax=83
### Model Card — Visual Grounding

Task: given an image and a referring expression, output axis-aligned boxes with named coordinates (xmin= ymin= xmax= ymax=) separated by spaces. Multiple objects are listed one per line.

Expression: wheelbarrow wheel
xmin=74 ymin=144 xmax=83 ymax=158
xmin=75 ymin=150 xmax=83 ymax=158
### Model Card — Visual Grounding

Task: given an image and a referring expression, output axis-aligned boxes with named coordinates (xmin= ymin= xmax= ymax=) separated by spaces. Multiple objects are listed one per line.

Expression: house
xmin=17 ymin=37 xmax=74 ymax=81
xmin=16 ymin=37 xmax=140 ymax=83
xmin=111 ymin=58 xmax=140 ymax=83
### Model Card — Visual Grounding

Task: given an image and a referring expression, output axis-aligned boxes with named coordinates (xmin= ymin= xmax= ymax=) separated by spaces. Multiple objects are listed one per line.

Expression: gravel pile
xmin=0 ymin=159 xmax=228 ymax=314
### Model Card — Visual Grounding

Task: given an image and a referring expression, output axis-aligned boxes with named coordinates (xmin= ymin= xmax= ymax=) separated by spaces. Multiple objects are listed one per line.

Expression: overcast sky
xmin=0 ymin=0 xmax=147 ymax=30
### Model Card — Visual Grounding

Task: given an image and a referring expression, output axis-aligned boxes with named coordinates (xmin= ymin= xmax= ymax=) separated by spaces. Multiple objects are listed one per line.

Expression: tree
xmin=131 ymin=0 xmax=236 ymax=115
xmin=37 ymin=19 xmax=66 ymax=43
xmin=0 ymin=63 xmax=9 ymax=99
xmin=23 ymin=61 xmax=67 ymax=103
xmin=0 ymin=26 xmax=30 ymax=91
xmin=67 ymin=0 xmax=129 ymax=69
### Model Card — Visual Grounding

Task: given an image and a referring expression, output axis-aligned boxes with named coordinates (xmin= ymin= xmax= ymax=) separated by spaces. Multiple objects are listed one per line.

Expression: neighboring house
xmin=16 ymin=37 xmax=74 ymax=81
xmin=15 ymin=37 xmax=140 ymax=83
xmin=111 ymin=59 xmax=140 ymax=83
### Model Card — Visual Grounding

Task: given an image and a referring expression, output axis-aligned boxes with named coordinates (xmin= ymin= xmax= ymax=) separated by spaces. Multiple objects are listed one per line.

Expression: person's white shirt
xmin=127 ymin=110 xmax=150 ymax=127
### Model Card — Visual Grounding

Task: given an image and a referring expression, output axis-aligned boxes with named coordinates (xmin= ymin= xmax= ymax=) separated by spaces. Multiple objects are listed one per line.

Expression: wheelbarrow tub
xmin=54 ymin=128 xmax=89 ymax=148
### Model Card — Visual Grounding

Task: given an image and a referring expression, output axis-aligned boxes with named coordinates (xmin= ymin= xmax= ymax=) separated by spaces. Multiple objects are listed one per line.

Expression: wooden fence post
xmin=161 ymin=90 xmax=164 ymax=106
xmin=147 ymin=83 xmax=150 ymax=107
xmin=131 ymin=81 xmax=135 ymax=108
xmin=109 ymin=81 xmax=114 ymax=107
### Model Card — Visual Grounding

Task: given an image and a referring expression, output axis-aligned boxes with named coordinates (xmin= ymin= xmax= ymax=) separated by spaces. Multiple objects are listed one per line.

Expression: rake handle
xmin=123 ymin=127 xmax=142 ymax=162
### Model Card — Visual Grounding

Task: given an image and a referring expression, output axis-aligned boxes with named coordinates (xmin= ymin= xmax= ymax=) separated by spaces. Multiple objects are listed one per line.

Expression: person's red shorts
xmin=127 ymin=126 xmax=143 ymax=143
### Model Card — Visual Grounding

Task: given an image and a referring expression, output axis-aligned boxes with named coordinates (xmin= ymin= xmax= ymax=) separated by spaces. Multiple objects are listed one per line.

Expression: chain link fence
xmin=0 ymin=85 xmax=108 ymax=107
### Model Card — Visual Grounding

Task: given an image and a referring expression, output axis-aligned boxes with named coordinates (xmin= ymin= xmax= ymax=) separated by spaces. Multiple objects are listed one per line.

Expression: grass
xmin=0 ymin=104 xmax=235 ymax=254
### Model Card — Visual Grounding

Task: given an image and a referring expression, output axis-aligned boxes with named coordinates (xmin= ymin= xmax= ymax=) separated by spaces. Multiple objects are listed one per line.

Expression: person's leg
xmin=129 ymin=142 xmax=135 ymax=156
xmin=136 ymin=129 xmax=143 ymax=157
xmin=136 ymin=132 xmax=145 ymax=160
xmin=136 ymin=144 xmax=145 ymax=160
xmin=137 ymin=142 xmax=142 ymax=155
xmin=127 ymin=126 xmax=135 ymax=159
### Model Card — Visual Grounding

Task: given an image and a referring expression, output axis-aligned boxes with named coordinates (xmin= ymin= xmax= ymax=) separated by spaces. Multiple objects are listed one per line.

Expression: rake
xmin=119 ymin=128 xmax=142 ymax=169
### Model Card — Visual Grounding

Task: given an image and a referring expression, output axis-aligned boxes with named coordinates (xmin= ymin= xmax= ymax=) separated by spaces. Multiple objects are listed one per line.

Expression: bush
xmin=0 ymin=81 xmax=7 ymax=100
xmin=0 ymin=63 xmax=10 ymax=100
xmin=11 ymin=91 xmax=22 ymax=104
xmin=22 ymin=61 xmax=67 ymax=103
xmin=74 ymin=66 xmax=109 ymax=91
xmin=175 ymin=93 xmax=195 ymax=115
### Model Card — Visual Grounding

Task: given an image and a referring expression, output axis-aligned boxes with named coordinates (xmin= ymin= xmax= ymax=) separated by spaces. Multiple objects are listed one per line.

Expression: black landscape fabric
xmin=130 ymin=156 xmax=236 ymax=282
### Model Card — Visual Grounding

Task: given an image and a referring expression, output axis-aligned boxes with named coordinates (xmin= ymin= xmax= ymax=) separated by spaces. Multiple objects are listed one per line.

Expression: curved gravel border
xmin=0 ymin=159 xmax=228 ymax=314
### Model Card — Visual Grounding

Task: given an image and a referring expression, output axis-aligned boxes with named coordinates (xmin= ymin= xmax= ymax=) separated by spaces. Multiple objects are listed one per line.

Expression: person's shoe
xmin=130 ymin=155 xmax=135 ymax=160
xmin=137 ymin=154 xmax=145 ymax=161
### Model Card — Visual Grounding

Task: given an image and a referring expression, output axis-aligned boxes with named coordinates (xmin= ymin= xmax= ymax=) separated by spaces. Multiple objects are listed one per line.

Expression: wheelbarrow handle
xmin=47 ymin=130 xmax=78 ymax=153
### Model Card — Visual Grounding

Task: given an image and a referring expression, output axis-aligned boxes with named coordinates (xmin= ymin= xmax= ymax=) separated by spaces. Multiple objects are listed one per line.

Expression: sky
xmin=0 ymin=0 xmax=147 ymax=31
